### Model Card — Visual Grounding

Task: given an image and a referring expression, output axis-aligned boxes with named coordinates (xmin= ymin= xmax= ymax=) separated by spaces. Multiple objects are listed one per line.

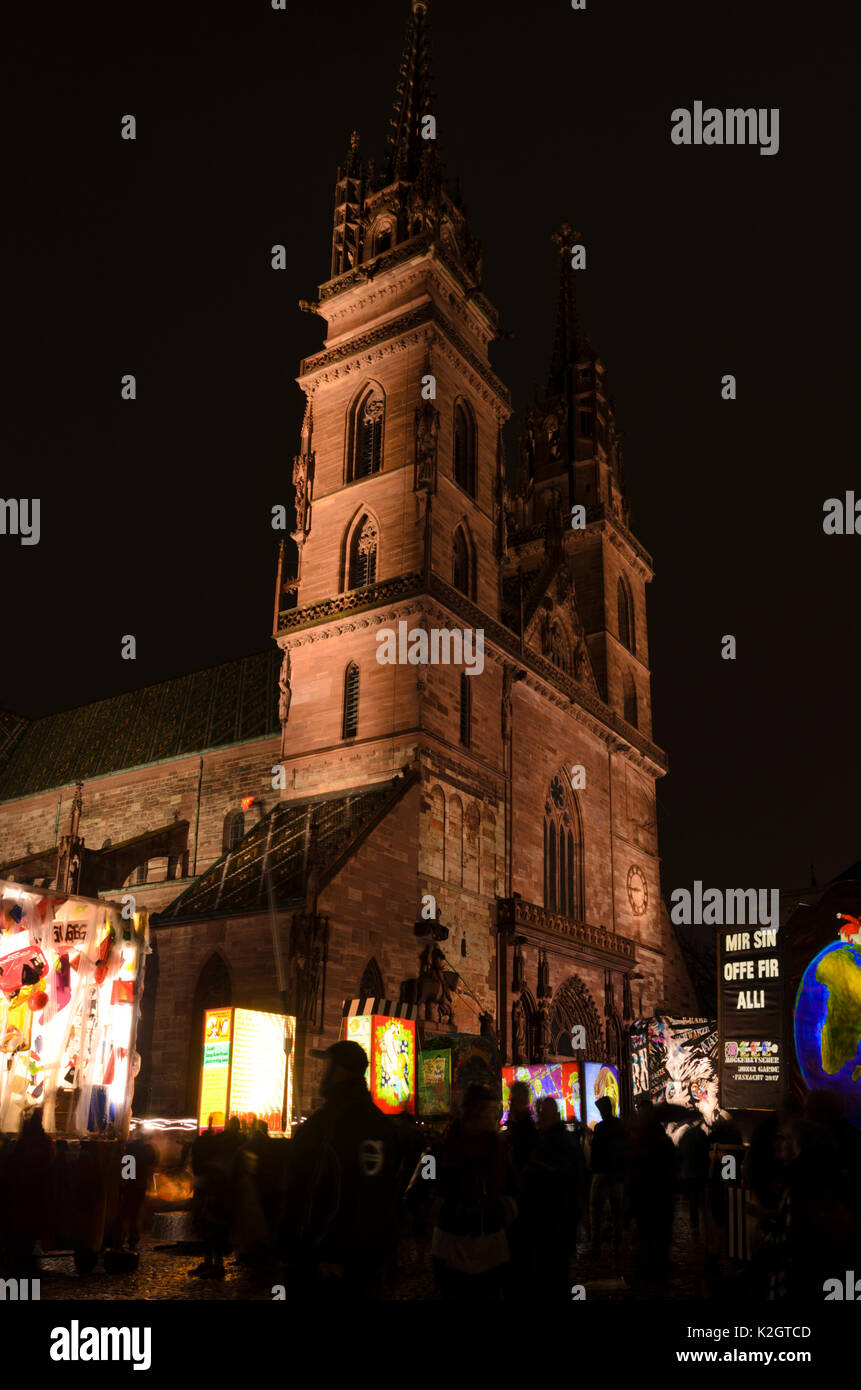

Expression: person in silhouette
xmin=628 ymin=1100 xmax=677 ymax=1291
xmin=431 ymin=1084 xmax=518 ymax=1301
xmin=678 ymin=1119 xmax=710 ymax=1237
xmin=522 ymin=1096 xmax=585 ymax=1299
xmin=284 ymin=1040 xmax=400 ymax=1299
xmin=589 ymin=1095 xmax=625 ymax=1262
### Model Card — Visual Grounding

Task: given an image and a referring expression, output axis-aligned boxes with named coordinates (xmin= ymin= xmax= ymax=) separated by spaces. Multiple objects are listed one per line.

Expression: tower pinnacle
xmin=548 ymin=223 xmax=582 ymax=398
xmin=385 ymin=0 xmax=437 ymax=184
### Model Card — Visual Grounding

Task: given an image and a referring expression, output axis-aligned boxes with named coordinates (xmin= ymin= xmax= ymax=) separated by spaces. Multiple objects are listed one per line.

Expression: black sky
xmin=2 ymin=0 xmax=858 ymax=900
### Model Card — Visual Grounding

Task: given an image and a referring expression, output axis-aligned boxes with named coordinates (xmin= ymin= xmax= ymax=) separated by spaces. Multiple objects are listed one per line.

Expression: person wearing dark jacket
xmin=628 ymin=1100 xmax=677 ymax=1290
xmin=678 ymin=1120 xmax=710 ymax=1237
xmin=502 ymin=1079 xmax=538 ymax=1296
xmin=503 ymin=1081 xmax=538 ymax=1177
xmin=431 ymin=1084 xmax=518 ymax=1301
xmin=589 ymin=1095 xmax=625 ymax=1260
xmin=522 ymin=1096 xmax=586 ymax=1299
xmin=284 ymin=1039 xmax=400 ymax=1299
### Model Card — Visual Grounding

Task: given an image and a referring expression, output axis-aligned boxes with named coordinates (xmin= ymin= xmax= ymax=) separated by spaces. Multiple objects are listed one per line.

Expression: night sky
xmin=3 ymin=0 xmax=858 ymax=902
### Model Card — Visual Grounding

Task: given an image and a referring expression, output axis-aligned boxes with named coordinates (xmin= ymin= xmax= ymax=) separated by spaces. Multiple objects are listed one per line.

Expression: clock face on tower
xmin=627 ymin=866 xmax=648 ymax=916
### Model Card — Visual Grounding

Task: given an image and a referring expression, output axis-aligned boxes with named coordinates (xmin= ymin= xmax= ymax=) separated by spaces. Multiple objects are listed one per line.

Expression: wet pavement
xmin=34 ymin=1196 xmax=713 ymax=1301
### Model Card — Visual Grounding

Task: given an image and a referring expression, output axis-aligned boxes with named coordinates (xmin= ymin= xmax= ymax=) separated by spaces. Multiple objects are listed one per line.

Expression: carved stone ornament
xmin=414 ymin=399 xmax=439 ymax=490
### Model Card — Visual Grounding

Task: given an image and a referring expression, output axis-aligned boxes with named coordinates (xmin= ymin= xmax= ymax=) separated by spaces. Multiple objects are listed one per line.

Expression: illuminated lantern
xmin=583 ymin=1060 xmax=621 ymax=1128
xmin=198 ymin=1007 xmax=295 ymax=1135
xmin=501 ymin=1061 xmax=582 ymax=1123
xmin=342 ymin=1010 xmax=416 ymax=1115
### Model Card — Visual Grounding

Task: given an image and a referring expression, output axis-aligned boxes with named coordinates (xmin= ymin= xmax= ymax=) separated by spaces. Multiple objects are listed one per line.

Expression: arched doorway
xmin=185 ymin=953 xmax=232 ymax=1115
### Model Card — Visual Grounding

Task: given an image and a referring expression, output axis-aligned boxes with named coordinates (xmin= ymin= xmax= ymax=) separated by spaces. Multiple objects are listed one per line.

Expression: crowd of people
xmin=1 ymin=1039 xmax=859 ymax=1302
xmin=183 ymin=1043 xmax=861 ymax=1302
xmin=0 ymin=1110 xmax=157 ymax=1275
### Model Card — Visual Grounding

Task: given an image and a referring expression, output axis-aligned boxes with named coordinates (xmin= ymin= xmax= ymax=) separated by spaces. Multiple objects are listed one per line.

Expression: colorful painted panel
xmin=501 ymin=1061 xmax=581 ymax=1123
xmin=370 ymin=1015 xmax=415 ymax=1114
xmin=418 ymin=1049 xmax=452 ymax=1115
xmin=584 ymin=1061 xmax=620 ymax=1129
xmin=228 ymin=1009 xmax=291 ymax=1134
xmin=423 ymin=1031 xmax=501 ymax=1115
xmin=199 ymin=1007 xmax=232 ymax=1131
xmin=630 ymin=1017 xmax=720 ymax=1126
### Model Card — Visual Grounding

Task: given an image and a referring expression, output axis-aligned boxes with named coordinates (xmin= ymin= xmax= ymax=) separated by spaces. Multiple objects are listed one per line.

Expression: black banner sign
xmin=718 ymin=919 xmax=784 ymax=1109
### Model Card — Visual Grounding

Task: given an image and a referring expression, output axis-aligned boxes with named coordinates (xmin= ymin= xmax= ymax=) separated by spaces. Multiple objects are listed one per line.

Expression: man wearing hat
xmin=282 ymin=1039 xmax=401 ymax=1298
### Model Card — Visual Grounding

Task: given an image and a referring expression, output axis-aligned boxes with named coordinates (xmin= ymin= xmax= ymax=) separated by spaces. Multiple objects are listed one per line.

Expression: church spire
xmin=385 ymin=1 xmax=437 ymax=185
xmin=547 ymin=223 xmax=581 ymax=398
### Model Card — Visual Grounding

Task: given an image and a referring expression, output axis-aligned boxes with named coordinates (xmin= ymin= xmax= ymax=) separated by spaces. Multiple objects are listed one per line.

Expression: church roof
xmin=154 ymin=771 xmax=417 ymax=925
xmin=0 ymin=649 xmax=281 ymax=803
xmin=0 ymin=708 xmax=28 ymax=774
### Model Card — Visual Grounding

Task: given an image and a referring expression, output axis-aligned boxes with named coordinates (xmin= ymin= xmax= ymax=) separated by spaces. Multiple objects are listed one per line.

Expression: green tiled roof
xmin=0 ymin=709 xmax=28 ymax=770
xmin=0 ymin=650 xmax=281 ymax=802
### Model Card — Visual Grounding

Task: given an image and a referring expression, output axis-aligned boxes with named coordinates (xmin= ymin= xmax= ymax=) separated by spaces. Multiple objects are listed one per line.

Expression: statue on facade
xmin=537 ymin=947 xmax=551 ymax=1000
xmin=512 ymin=997 xmax=527 ymax=1064
xmin=278 ymin=649 xmax=292 ymax=755
xmin=573 ymin=638 xmax=588 ymax=681
xmin=536 ymin=1000 xmax=553 ymax=1062
xmin=417 ymin=941 xmax=453 ymax=1024
xmin=511 ymin=939 xmax=524 ymax=994
xmin=414 ymin=399 xmax=439 ymax=490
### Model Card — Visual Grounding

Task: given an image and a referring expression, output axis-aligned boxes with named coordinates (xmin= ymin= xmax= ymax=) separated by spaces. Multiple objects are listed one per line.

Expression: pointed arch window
xmin=452 ymin=525 xmax=472 ymax=597
xmin=623 ymin=671 xmax=638 ymax=729
xmin=348 ymin=514 xmax=378 ymax=589
xmin=543 ymin=774 xmax=584 ymax=920
xmin=349 ymin=387 xmax=384 ymax=481
xmin=459 ymin=671 xmax=471 ymax=747
xmin=222 ymin=811 xmax=245 ymax=853
xmin=617 ymin=575 xmax=635 ymax=653
xmin=453 ymin=400 xmax=476 ymax=497
xmin=359 ymin=956 xmax=384 ymax=999
xmin=343 ymin=662 xmax=360 ymax=739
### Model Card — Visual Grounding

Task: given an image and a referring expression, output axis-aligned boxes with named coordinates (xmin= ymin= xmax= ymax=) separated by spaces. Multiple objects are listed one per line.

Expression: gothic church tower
xmin=274 ymin=0 xmax=673 ymax=1087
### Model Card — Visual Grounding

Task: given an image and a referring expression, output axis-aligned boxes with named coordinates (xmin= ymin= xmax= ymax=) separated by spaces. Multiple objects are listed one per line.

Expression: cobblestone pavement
xmin=35 ymin=1198 xmax=710 ymax=1301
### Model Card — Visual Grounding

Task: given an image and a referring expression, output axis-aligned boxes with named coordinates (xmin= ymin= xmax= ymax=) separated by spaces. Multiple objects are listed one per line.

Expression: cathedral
xmin=0 ymin=0 xmax=696 ymax=1119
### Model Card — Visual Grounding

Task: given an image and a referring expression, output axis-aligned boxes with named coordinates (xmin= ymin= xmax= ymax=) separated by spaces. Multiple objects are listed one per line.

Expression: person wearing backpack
xmin=284 ymin=1039 xmax=400 ymax=1299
